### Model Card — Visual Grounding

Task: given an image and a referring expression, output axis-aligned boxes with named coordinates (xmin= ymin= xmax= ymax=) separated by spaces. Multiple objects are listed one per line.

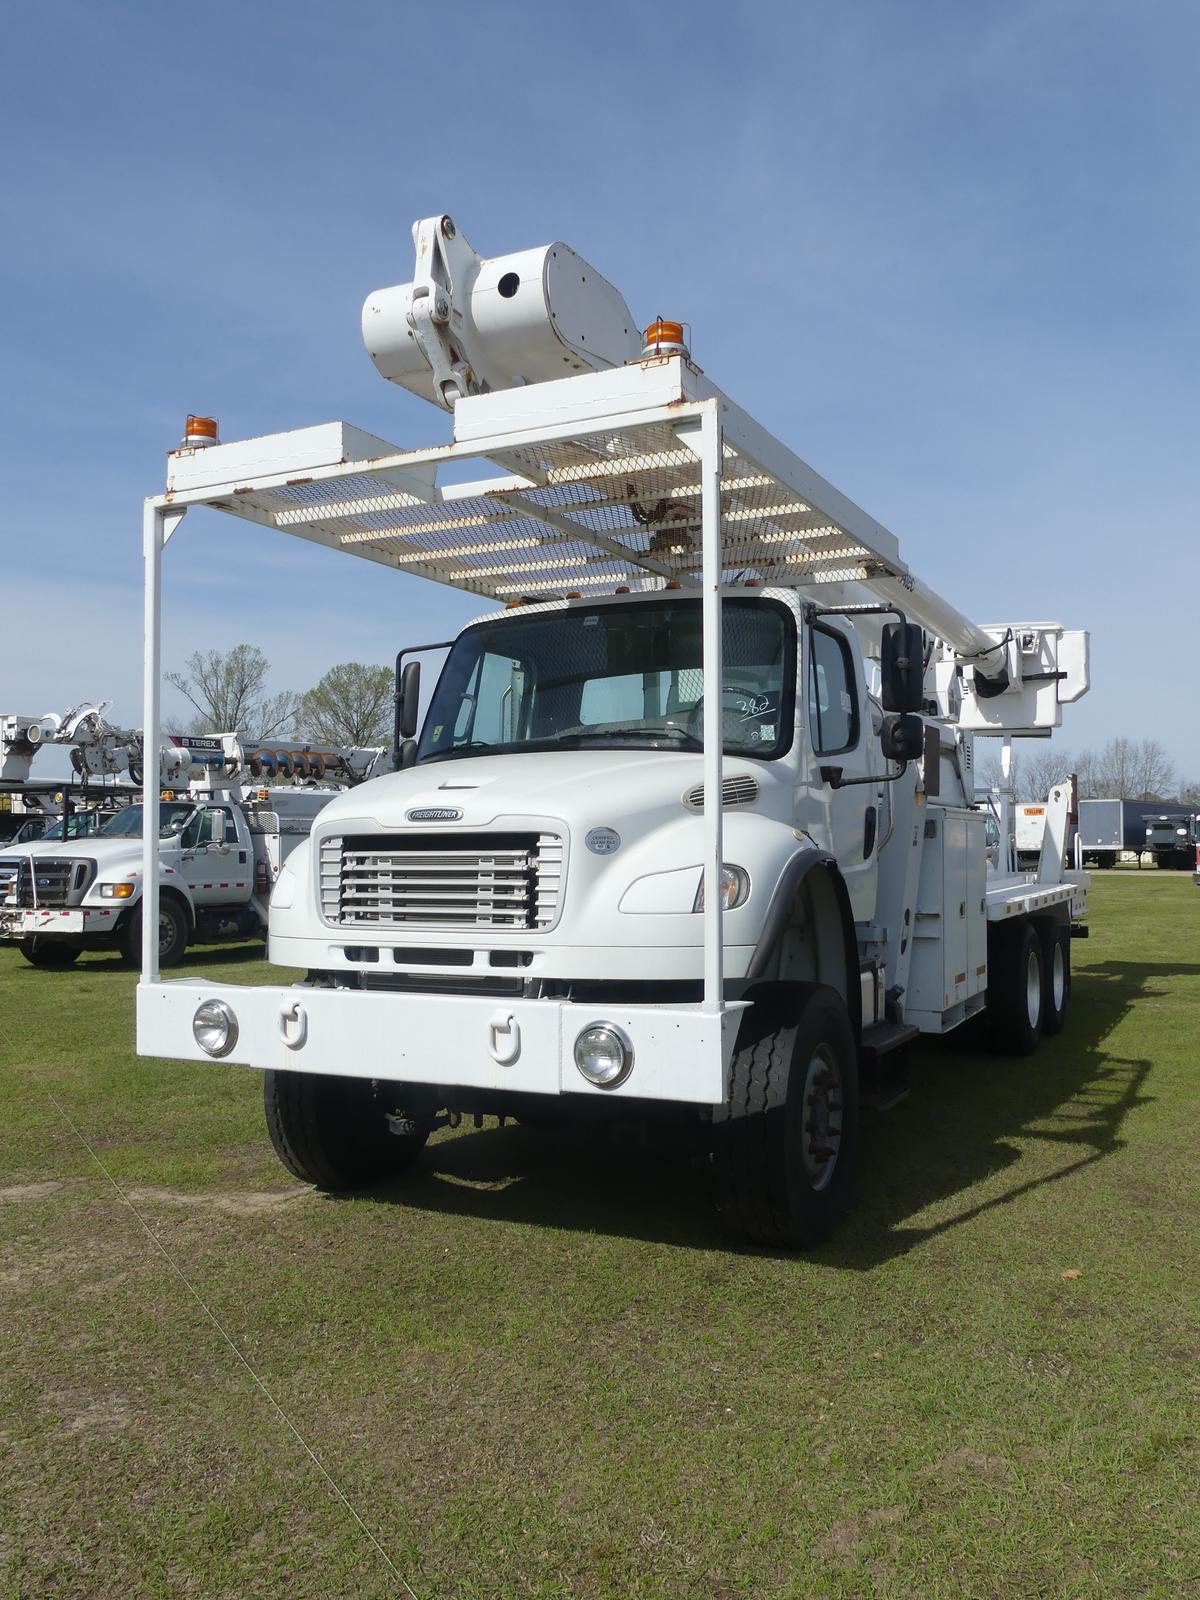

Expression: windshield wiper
xmin=570 ymin=726 xmax=703 ymax=750
xmin=419 ymin=740 xmax=498 ymax=765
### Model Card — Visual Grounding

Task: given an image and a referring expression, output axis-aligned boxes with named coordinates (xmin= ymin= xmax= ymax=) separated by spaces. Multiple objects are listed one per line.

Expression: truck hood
xmin=315 ymin=749 xmax=774 ymax=831
xmin=0 ymin=837 xmax=150 ymax=872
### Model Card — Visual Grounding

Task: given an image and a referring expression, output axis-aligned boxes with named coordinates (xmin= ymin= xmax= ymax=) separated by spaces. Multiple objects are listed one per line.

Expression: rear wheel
xmin=263 ymin=1070 xmax=430 ymax=1190
xmin=987 ymin=922 xmax=1044 ymax=1055
xmin=1040 ymin=923 xmax=1071 ymax=1037
xmin=19 ymin=938 xmax=81 ymax=968
xmin=713 ymin=983 xmax=859 ymax=1248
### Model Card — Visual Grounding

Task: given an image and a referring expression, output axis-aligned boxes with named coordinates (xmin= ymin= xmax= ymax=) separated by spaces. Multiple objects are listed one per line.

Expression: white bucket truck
xmin=135 ymin=217 xmax=1091 ymax=1246
xmin=0 ymin=711 xmax=382 ymax=968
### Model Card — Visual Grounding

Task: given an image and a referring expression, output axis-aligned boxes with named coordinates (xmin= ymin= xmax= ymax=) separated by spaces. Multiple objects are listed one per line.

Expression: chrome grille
xmin=682 ymin=774 xmax=759 ymax=811
xmin=320 ymin=832 xmax=564 ymax=930
xmin=0 ymin=857 xmax=18 ymax=899
xmin=7 ymin=857 xmax=92 ymax=908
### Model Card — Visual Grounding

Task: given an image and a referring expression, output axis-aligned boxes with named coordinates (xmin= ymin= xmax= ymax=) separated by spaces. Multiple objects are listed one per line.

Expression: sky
xmin=1 ymin=0 xmax=1197 ymax=783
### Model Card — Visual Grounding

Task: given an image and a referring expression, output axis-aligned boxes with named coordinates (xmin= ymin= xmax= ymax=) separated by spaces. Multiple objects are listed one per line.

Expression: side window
xmin=454 ymin=650 xmax=527 ymax=746
xmin=183 ymin=809 xmax=231 ymax=848
xmin=808 ymin=627 xmax=858 ymax=754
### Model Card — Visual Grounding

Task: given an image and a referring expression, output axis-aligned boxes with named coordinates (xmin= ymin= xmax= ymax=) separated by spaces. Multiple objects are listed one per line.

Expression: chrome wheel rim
xmin=158 ymin=910 xmax=174 ymax=953
xmin=1026 ymin=948 xmax=1042 ymax=1029
xmin=801 ymin=1045 xmax=843 ymax=1192
xmin=1051 ymin=942 xmax=1066 ymax=1011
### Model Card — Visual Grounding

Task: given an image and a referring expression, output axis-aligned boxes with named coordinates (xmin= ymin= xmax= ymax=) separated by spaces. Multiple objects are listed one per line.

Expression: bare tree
xmin=1093 ymin=736 xmax=1175 ymax=801
xmin=1129 ymin=738 xmax=1175 ymax=801
xmin=295 ymin=662 xmax=395 ymax=749
xmin=166 ymin=645 xmax=299 ymax=739
xmin=1179 ymin=779 xmax=1200 ymax=808
xmin=1017 ymin=746 xmax=1075 ymax=803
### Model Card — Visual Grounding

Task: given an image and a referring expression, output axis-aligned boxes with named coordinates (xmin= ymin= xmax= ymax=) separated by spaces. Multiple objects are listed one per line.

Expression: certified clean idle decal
xmin=585 ymin=827 xmax=621 ymax=855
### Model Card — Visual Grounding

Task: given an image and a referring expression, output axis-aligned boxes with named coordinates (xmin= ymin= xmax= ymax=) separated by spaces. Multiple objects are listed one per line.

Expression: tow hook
xmin=488 ymin=1011 xmax=521 ymax=1066
xmin=278 ymin=999 xmax=308 ymax=1049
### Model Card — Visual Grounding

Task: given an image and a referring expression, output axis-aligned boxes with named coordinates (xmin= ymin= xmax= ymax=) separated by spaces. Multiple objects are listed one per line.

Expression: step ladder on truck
xmin=135 ymin=215 xmax=1091 ymax=1247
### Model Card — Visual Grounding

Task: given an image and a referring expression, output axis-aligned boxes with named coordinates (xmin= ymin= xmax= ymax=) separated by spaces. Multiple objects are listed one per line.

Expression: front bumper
xmin=136 ymin=980 xmax=744 ymax=1106
xmin=0 ymin=905 xmax=123 ymax=942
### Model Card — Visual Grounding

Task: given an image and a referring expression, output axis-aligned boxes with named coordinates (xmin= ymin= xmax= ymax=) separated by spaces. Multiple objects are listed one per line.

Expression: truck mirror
xmin=398 ymin=660 xmax=421 ymax=741
xmin=880 ymin=621 xmax=926 ymax=713
xmin=880 ymin=712 xmax=924 ymax=764
xmin=208 ymin=812 xmax=227 ymax=845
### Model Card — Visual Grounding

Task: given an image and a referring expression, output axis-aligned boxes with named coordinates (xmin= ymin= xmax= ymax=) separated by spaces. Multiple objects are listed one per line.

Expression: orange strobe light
xmin=182 ymin=414 xmax=220 ymax=448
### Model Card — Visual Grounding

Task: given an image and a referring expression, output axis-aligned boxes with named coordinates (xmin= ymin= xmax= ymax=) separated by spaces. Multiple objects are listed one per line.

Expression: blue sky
xmin=1 ymin=0 xmax=1197 ymax=780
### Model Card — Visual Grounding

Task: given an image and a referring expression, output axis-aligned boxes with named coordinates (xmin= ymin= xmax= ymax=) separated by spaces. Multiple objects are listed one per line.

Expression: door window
xmin=808 ymin=627 xmax=858 ymax=754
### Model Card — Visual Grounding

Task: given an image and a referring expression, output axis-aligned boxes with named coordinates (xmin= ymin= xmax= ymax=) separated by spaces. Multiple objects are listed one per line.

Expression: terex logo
xmin=406 ymin=807 xmax=463 ymax=823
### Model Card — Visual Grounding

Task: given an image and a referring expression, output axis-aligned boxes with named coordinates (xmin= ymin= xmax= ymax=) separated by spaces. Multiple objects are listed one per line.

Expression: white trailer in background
xmin=136 ymin=216 xmax=1092 ymax=1246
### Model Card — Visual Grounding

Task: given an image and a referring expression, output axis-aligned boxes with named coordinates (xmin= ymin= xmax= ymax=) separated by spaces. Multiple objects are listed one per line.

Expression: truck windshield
xmin=98 ymin=803 xmax=196 ymax=839
xmin=417 ymin=597 xmax=794 ymax=764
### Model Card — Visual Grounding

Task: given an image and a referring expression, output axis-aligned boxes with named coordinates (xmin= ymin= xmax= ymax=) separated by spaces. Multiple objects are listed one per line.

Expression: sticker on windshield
xmin=760 ymin=724 xmax=775 ymax=741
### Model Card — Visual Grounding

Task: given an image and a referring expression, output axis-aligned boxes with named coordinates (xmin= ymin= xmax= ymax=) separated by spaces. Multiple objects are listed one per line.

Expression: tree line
xmin=167 ymin=645 xmax=395 ymax=749
xmin=975 ymin=737 xmax=1198 ymax=807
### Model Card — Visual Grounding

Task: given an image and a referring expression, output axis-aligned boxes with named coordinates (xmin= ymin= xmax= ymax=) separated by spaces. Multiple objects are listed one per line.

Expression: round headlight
xmin=193 ymin=998 xmax=238 ymax=1058
xmin=574 ymin=1023 xmax=633 ymax=1089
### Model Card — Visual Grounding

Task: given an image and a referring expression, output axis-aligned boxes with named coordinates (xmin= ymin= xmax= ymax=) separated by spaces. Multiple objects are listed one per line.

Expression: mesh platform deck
xmin=177 ymin=369 xmax=909 ymax=602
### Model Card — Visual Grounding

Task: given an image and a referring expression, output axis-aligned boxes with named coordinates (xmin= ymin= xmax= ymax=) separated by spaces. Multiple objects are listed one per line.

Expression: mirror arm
xmin=821 ymin=762 xmax=909 ymax=790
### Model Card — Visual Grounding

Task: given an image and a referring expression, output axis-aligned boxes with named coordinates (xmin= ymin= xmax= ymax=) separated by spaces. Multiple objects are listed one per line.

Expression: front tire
xmin=263 ymin=1070 xmax=429 ymax=1191
xmin=713 ymin=983 xmax=859 ymax=1248
xmin=19 ymin=938 xmax=81 ymax=968
xmin=119 ymin=896 xmax=189 ymax=968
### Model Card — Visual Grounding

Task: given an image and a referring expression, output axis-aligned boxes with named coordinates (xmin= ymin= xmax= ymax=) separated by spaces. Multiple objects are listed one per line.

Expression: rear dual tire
xmin=987 ymin=920 xmax=1070 ymax=1055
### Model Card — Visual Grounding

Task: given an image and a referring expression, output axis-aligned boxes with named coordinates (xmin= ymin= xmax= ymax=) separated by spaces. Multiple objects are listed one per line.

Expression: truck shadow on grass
xmin=362 ymin=960 xmax=1188 ymax=1264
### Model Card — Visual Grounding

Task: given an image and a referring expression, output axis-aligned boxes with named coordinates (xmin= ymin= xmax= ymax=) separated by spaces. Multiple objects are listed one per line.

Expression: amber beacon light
xmin=641 ymin=318 xmax=689 ymax=358
xmin=181 ymin=414 xmax=220 ymax=448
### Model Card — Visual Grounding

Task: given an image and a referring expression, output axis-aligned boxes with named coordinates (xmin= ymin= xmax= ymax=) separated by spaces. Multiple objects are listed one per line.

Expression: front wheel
xmin=119 ymin=897 xmax=189 ymax=968
xmin=263 ymin=1070 xmax=430 ymax=1190
xmin=19 ymin=938 xmax=81 ymax=969
xmin=713 ymin=983 xmax=859 ymax=1248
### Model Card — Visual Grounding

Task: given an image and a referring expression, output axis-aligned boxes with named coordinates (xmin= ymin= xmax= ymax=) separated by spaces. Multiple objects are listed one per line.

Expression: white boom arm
xmin=361 ymin=213 xmax=1089 ymax=738
xmin=2 ymin=706 xmax=385 ymax=791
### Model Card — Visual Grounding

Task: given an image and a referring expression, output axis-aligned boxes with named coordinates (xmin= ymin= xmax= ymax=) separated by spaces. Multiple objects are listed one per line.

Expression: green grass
xmin=1 ymin=875 xmax=1198 ymax=1598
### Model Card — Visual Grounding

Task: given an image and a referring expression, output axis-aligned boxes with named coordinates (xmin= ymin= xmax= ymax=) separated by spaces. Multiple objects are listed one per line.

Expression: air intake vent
xmin=682 ymin=774 xmax=760 ymax=812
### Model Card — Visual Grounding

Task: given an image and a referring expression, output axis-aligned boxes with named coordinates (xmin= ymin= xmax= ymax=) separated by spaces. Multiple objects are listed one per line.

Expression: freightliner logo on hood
xmin=406 ymin=807 xmax=463 ymax=822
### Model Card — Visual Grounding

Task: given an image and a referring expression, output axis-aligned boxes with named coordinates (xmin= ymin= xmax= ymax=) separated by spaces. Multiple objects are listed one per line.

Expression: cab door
xmin=178 ymin=806 xmax=239 ymax=908
xmin=804 ymin=619 xmax=879 ymax=920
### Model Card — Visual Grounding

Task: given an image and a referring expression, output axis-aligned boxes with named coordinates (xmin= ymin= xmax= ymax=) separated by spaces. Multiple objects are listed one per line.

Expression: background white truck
xmin=135 ymin=215 xmax=1092 ymax=1247
xmin=0 ymin=717 xmax=383 ymax=967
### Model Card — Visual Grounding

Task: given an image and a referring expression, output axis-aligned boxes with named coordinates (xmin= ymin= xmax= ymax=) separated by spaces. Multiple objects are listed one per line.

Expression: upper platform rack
xmin=161 ymin=355 xmax=915 ymax=607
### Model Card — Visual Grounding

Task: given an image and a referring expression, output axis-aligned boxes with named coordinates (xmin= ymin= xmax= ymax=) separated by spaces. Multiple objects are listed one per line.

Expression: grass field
xmin=1 ymin=873 xmax=1197 ymax=1599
